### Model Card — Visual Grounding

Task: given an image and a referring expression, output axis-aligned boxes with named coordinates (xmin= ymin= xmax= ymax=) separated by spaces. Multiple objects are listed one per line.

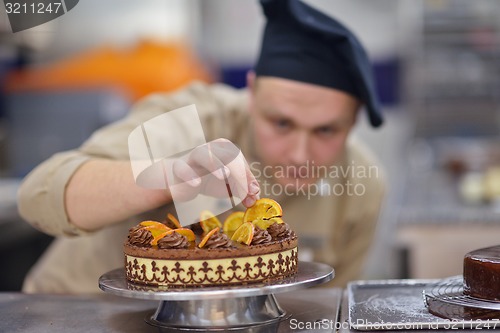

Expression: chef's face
xmin=248 ymin=74 xmax=359 ymax=189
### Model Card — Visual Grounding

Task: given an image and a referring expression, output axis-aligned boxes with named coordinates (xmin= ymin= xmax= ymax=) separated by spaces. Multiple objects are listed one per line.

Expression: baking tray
xmin=347 ymin=279 xmax=500 ymax=330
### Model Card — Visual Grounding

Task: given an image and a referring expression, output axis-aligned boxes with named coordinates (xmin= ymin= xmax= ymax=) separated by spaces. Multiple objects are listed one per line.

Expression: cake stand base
xmin=146 ymin=294 xmax=287 ymax=330
xmin=99 ymin=261 xmax=333 ymax=331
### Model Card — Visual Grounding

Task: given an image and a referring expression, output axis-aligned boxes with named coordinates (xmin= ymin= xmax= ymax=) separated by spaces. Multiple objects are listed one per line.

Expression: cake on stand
xmin=99 ymin=261 xmax=334 ymax=331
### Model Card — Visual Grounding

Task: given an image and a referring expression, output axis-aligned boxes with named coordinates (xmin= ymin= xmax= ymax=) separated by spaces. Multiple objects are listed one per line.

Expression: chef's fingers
xmin=189 ymin=144 xmax=229 ymax=181
xmin=185 ymin=139 xmax=259 ymax=207
xmin=224 ymin=156 xmax=260 ymax=208
xmin=242 ymin=163 xmax=260 ymax=207
xmin=209 ymin=139 xmax=260 ymax=206
xmin=172 ymin=159 xmax=201 ymax=187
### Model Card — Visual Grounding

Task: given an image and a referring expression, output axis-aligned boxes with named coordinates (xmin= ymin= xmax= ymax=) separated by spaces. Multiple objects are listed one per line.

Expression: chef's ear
xmin=246 ymin=71 xmax=257 ymax=115
xmin=246 ymin=71 xmax=256 ymax=92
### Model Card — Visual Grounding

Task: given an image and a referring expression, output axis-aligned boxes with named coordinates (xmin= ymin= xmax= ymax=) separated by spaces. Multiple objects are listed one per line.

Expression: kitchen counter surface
xmin=3 ymin=281 xmax=500 ymax=332
xmin=0 ymin=287 xmax=342 ymax=333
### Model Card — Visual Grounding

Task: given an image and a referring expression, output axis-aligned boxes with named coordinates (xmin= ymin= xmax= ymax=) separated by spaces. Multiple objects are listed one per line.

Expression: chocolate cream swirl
xmin=157 ymin=232 xmax=189 ymax=249
xmin=267 ymin=222 xmax=293 ymax=240
xmin=205 ymin=232 xmax=233 ymax=248
xmin=251 ymin=227 xmax=272 ymax=245
xmin=128 ymin=226 xmax=153 ymax=247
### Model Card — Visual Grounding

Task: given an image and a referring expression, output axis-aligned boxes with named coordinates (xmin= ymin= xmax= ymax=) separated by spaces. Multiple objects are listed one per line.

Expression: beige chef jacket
xmin=18 ymin=81 xmax=385 ymax=294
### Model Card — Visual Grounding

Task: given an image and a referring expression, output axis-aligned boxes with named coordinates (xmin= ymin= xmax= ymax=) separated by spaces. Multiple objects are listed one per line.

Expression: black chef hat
xmin=255 ymin=0 xmax=383 ymax=127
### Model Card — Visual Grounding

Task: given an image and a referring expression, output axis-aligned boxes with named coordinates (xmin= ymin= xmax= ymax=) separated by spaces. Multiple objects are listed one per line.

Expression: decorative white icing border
xmin=125 ymin=248 xmax=298 ymax=286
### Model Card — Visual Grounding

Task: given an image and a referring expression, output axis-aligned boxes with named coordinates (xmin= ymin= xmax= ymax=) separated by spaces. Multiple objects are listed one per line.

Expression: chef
xmin=18 ymin=0 xmax=385 ymax=293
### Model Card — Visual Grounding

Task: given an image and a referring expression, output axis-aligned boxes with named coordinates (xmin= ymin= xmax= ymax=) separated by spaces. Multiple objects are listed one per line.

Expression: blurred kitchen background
xmin=0 ymin=0 xmax=499 ymax=291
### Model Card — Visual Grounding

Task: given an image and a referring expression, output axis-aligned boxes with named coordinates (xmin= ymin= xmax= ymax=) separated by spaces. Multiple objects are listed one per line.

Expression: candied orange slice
xmin=167 ymin=213 xmax=182 ymax=229
xmin=223 ymin=211 xmax=244 ymax=237
xmin=270 ymin=217 xmax=284 ymax=224
xmin=140 ymin=221 xmax=171 ymax=231
xmin=150 ymin=230 xmax=171 ymax=246
xmin=199 ymin=210 xmax=222 ymax=234
xmin=253 ymin=217 xmax=283 ymax=230
xmin=231 ymin=222 xmax=254 ymax=245
xmin=198 ymin=227 xmax=220 ymax=248
xmin=243 ymin=198 xmax=282 ymax=224
xmin=173 ymin=228 xmax=196 ymax=242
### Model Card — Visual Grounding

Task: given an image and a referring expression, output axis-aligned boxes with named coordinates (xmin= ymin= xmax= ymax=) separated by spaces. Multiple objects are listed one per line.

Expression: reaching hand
xmin=136 ymin=138 xmax=260 ymax=208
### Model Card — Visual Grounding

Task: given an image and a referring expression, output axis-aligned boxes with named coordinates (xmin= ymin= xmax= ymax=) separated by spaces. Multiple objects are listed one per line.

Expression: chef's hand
xmin=168 ymin=138 xmax=260 ymax=207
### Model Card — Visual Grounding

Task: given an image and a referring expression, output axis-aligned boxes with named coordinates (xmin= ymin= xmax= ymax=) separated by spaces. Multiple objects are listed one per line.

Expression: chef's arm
xmin=17 ymin=151 xmax=162 ymax=236
xmin=65 ymin=146 xmax=259 ymax=232
xmin=19 ymin=149 xmax=257 ymax=235
xmin=65 ymin=159 xmax=171 ymax=231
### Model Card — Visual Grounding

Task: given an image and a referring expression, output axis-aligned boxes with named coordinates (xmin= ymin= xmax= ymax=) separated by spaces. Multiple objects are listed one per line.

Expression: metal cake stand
xmin=99 ymin=261 xmax=334 ymax=331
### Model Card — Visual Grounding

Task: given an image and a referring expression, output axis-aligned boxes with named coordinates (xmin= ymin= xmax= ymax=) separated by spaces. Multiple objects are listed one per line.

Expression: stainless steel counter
xmin=2 ymin=281 xmax=500 ymax=332
xmin=0 ymin=288 xmax=342 ymax=333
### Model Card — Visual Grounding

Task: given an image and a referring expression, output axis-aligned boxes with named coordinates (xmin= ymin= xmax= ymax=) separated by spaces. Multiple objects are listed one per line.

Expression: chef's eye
xmin=315 ymin=126 xmax=337 ymax=137
xmin=273 ymin=119 xmax=292 ymax=131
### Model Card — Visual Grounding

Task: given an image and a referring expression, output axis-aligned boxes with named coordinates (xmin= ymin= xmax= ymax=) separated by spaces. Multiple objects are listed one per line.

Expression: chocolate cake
xmin=124 ymin=218 xmax=298 ymax=287
xmin=463 ymin=245 xmax=500 ymax=301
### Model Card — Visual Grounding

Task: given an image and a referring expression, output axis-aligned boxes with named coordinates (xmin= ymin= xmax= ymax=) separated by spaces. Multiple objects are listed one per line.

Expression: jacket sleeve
xmin=17 ymin=82 xmax=246 ymax=237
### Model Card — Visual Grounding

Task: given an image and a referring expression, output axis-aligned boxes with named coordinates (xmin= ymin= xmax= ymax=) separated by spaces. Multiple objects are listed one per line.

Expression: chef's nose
xmin=289 ymin=132 xmax=309 ymax=165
